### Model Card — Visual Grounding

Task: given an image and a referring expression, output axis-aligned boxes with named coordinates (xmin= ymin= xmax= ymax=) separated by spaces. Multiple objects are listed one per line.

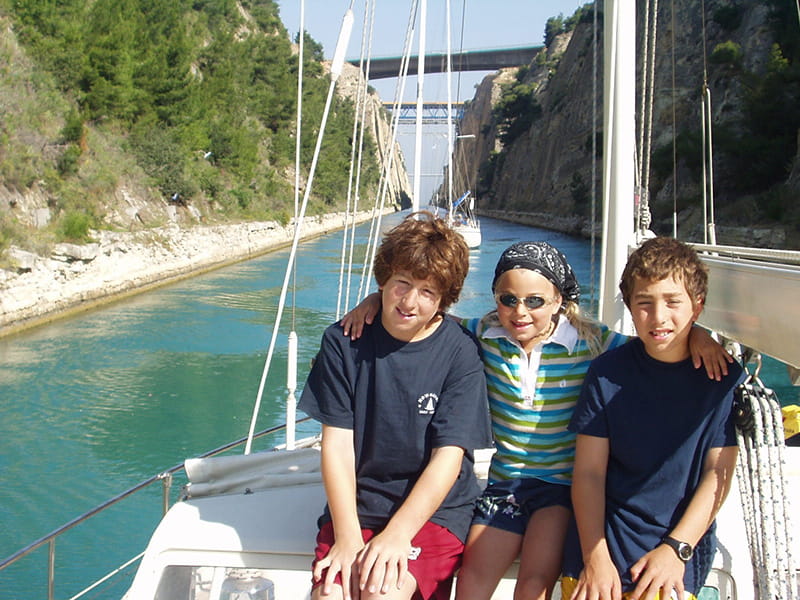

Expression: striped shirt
xmin=462 ymin=313 xmax=628 ymax=485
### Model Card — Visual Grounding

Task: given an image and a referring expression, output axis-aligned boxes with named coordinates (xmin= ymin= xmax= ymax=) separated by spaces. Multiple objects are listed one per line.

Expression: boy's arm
xmin=570 ymin=434 xmax=623 ymax=600
xmin=357 ymin=444 xmax=465 ymax=595
xmin=628 ymin=445 xmax=739 ymax=600
xmin=315 ymin=424 xmax=363 ymax=600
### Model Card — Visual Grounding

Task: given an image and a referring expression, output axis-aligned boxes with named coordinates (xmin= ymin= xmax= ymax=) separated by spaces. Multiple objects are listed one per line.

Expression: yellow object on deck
xmin=782 ymin=405 xmax=800 ymax=440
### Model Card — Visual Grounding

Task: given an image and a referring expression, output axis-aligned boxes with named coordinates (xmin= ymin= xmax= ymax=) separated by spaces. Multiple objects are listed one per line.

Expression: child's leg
xmin=360 ymin=521 xmax=462 ymax=600
xmin=454 ymin=524 xmax=524 ymax=600
xmin=514 ymin=505 xmax=571 ymax=600
xmin=358 ymin=574 xmax=420 ymax=600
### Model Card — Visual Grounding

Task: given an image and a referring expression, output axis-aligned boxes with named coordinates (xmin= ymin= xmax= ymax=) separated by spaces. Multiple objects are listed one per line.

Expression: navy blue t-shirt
xmin=562 ymin=338 xmax=744 ymax=595
xmin=298 ymin=315 xmax=492 ymax=542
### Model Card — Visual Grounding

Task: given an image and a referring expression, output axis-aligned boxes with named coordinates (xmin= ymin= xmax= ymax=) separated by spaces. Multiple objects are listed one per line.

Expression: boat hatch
xmin=152 ymin=564 xmax=315 ymax=599
xmin=154 ymin=566 xmax=279 ymax=600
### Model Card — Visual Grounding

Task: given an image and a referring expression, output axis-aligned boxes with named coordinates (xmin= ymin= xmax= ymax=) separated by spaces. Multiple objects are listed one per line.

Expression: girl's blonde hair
xmin=562 ymin=301 xmax=604 ymax=357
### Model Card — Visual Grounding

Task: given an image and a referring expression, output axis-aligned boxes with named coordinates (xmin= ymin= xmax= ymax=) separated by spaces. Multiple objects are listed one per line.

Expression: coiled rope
xmin=734 ymin=355 xmax=798 ymax=599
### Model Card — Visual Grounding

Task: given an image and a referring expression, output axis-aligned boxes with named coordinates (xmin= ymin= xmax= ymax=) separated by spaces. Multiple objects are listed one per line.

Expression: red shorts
xmin=312 ymin=520 xmax=464 ymax=600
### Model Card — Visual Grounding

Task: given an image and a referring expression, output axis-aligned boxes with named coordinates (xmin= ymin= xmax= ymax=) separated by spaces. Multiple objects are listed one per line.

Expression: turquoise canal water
xmin=1 ymin=215 xmax=796 ymax=599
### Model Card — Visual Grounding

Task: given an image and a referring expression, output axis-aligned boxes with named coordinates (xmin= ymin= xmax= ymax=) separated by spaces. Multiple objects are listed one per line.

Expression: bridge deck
xmin=348 ymin=46 xmax=542 ymax=80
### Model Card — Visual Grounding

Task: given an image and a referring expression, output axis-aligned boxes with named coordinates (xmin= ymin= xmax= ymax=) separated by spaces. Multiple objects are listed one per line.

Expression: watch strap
xmin=663 ymin=535 xmax=693 ymax=562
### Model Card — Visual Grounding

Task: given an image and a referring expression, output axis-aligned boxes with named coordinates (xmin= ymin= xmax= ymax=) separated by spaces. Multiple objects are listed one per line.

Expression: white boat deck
xmin=124 ymin=443 xmax=800 ymax=600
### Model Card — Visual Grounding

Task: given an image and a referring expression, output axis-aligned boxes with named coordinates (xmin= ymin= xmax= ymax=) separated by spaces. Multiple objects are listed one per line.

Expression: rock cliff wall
xmin=452 ymin=0 xmax=799 ymax=249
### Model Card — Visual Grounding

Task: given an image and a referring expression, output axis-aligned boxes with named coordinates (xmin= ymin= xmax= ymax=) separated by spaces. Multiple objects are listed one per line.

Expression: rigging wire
xmin=455 ymin=0 xmax=466 ymax=104
xmin=589 ymin=0 xmax=598 ymax=313
xmin=284 ymin=0 xmax=306 ymax=452
xmin=357 ymin=0 xmax=420 ymax=302
xmin=291 ymin=0 xmax=305 ymax=332
xmin=700 ymin=0 xmax=717 ymax=245
xmin=446 ymin=0 xmax=453 ymax=212
xmin=671 ymin=0 xmax=677 ymax=238
xmin=343 ymin=0 xmax=378 ymax=316
xmin=244 ymin=5 xmax=354 ymax=455
xmin=336 ymin=0 xmax=375 ymax=320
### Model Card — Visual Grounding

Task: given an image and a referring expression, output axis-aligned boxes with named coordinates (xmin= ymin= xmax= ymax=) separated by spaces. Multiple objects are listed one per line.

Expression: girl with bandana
xmin=341 ymin=241 xmax=730 ymax=600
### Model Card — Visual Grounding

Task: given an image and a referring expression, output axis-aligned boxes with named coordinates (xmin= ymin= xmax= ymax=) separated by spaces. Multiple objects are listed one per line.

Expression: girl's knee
xmin=513 ymin=573 xmax=558 ymax=600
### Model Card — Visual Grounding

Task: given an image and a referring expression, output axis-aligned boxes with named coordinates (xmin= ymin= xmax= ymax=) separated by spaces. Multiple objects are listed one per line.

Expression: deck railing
xmin=0 ymin=418 xmax=313 ymax=600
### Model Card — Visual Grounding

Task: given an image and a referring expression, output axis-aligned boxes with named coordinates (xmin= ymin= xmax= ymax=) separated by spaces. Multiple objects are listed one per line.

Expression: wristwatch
xmin=663 ymin=536 xmax=693 ymax=562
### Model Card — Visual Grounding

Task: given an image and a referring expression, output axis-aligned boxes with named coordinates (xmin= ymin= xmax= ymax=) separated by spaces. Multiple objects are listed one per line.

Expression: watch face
xmin=678 ymin=542 xmax=693 ymax=560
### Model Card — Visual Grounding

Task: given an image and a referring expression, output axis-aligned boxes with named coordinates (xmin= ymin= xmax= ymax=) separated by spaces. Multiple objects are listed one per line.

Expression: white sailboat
xmin=2 ymin=2 xmax=798 ymax=599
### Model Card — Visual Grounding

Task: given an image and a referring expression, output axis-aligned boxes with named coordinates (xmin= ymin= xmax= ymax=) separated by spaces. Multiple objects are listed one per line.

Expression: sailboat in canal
xmin=2 ymin=1 xmax=799 ymax=599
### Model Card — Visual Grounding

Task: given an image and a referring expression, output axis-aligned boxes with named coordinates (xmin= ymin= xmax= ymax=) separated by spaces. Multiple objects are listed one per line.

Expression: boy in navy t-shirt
xmin=299 ymin=212 xmax=492 ymax=600
xmin=561 ymin=237 xmax=744 ymax=600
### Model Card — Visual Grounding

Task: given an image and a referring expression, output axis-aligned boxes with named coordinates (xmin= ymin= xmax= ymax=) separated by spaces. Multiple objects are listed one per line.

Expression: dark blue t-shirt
xmin=562 ymin=338 xmax=744 ymax=595
xmin=298 ymin=315 xmax=492 ymax=542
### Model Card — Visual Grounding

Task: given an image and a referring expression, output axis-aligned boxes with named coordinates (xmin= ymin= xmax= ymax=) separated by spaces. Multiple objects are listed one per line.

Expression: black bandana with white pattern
xmin=491 ymin=241 xmax=580 ymax=303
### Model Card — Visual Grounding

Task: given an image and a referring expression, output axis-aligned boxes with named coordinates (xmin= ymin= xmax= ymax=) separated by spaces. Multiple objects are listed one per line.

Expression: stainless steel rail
xmin=0 ymin=418 xmax=313 ymax=600
xmin=692 ymin=243 xmax=800 ymax=266
xmin=696 ymin=247 xmax=800 ymax=370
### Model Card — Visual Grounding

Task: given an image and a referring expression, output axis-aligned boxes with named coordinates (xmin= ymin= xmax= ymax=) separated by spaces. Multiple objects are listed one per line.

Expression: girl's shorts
xmin=312 ymin=520 xmax=463 ymax=600
xmin=472 ymin=478 xmax=571 ymax=535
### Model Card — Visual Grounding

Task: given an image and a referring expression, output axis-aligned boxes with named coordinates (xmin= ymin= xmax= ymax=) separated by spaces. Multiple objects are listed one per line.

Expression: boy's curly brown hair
xmin=619 ymin=237 xmax=708 ymax=308
xmin=373 ymin=211 xmax=469 ymax=312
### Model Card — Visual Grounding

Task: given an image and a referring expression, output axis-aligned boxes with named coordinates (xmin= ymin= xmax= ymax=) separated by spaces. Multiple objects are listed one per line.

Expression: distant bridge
xmin=348 ymin=46 xmax=542 ymax=80
xmin=383 ymin=101 xmax=465 ymax=124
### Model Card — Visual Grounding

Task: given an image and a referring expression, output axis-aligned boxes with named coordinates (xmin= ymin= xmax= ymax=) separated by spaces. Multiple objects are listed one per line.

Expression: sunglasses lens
xmin=497 ymin=294 xmax=518 ymax=308
xmin=497 ymin=294 xmax=547 ymax=309
xmin=523 ymin=296 xmax=546 ymax=309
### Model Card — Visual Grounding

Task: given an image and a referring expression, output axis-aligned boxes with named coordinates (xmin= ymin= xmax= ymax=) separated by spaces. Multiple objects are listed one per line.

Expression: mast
xmin=412 ymin=0 xmax=426 ymax=212
xmin=598 ymin=0 xmax=636 ymax=333
xmin=446 ymin=0 xmax=454 ymax=220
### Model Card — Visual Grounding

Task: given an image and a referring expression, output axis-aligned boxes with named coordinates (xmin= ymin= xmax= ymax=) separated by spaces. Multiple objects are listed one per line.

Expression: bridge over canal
xmin=348 ymin=45 xmax=542 ymax=79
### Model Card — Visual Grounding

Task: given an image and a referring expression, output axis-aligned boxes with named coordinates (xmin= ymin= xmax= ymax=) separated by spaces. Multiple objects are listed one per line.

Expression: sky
xmin=273 ymin=0 xmax=585 ymax=202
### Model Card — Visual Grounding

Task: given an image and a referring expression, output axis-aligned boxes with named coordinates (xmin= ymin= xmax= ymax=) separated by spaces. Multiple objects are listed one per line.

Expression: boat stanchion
xmin=48 ymin=538 xmax=55 ymax=600
xmin=158 ymin=471 xmax=173 ymax=516
xmin=286 ymin=331 xmax=298 ymax=451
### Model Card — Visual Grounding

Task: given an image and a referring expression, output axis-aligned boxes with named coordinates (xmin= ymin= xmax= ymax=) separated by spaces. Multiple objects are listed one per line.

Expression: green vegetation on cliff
xmin=0 ymin=0 xmax=379 ymax=252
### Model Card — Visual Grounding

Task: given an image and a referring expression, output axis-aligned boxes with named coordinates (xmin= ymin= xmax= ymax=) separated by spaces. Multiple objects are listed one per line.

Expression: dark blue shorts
xmin=472 ymin=478 xmax=571 ymax=535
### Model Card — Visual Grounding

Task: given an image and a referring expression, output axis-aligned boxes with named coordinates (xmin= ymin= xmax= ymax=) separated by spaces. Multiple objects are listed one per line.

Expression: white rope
xmin=336 ymin=0 xmax=374 ymax=320
xmin=244 ymin=7 xmax=354 ymax=455
xmin=636 ymin=0 xmax=657 ymax=238
xmin=734 ymin=363 xmax=798 ymax=599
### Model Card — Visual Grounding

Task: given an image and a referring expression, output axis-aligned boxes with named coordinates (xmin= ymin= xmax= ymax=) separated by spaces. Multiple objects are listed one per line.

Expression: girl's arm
xmin=688 ymin=325 xmax=733 ymax=381
xmin=340 ymin=292 xmax=462 ymax=340
xmin=340 ymin=292 xmax=381 ymax=339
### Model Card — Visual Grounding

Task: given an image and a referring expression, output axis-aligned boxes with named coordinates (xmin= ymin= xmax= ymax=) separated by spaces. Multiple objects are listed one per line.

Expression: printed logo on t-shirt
xmin=409 ymin=546 xmax=421 ymax=560
xmin=417 ymin=393 xmax=438 ymax=414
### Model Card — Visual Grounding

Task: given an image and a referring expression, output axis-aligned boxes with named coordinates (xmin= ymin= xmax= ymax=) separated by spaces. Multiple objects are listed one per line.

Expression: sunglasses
xmin=495 ymin=293 xmax=553 ymax=310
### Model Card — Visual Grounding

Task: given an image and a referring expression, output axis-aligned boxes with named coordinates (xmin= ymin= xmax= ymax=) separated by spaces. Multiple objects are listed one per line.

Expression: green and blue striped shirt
xmin=462 ymin=313 xmax=628 ymax=485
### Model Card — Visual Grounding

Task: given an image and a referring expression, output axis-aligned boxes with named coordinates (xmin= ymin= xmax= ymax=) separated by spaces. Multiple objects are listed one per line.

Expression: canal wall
xmin=0 ymin=210 xmax=386 ymax=336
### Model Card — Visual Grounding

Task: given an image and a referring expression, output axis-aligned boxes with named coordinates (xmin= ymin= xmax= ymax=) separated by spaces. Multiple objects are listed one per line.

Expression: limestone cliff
xmin=332 ymin=62 xmax=411 ymax=209
xmin=450 ymin=0 xmax=799 ymax=249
